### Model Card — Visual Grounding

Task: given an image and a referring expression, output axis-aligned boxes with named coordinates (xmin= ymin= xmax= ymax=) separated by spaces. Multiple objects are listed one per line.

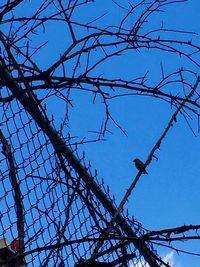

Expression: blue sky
xmin=1 ymin=0 xmax=200 ymax=266
xmin=66 ymin=1 xmax=200 ymax=266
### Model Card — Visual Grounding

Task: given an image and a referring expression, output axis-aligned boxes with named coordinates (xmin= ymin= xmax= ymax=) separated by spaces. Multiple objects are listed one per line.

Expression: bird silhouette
xmin=133 ymin=158 xmax=148 ymax=174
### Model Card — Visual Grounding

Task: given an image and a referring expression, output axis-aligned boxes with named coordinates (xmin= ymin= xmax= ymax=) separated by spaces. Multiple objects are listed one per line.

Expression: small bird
xmin=133 ymin=158 xmax=148 ymax=174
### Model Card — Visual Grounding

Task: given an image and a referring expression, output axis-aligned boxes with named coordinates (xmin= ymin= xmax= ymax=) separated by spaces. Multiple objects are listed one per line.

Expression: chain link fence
xmin=0 ymin=79 xmax=161 ymax=267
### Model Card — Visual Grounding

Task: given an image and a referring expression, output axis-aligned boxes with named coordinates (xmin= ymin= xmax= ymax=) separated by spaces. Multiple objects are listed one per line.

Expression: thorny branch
xmin=0 ymin=0 xmax=199 ymax=266
xmin=114 ymin=76 xmax=200 ymax=220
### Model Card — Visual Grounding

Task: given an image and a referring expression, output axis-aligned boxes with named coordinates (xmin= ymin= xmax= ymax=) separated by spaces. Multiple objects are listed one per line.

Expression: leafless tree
xmin=0 ymin=0 xmax=200 ymax=266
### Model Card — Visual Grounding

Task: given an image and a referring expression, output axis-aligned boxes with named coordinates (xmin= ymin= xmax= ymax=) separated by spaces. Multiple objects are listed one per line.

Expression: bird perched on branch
xmin=133 ymin=158 xmax=148 ymax=174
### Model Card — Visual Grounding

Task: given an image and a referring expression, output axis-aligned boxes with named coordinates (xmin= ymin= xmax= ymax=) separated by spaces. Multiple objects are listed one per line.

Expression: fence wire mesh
xmin=0 ymin=85 xmax=160 ymax=267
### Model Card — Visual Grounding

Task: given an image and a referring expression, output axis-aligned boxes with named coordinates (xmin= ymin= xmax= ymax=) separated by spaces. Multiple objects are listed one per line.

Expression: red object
xmin=10 ymin=239 xmax=19 ymax=251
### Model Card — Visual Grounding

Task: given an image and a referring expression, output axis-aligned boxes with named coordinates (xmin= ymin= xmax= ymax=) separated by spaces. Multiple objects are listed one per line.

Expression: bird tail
xmin=143 ymin=169 xmax=148 ymax=174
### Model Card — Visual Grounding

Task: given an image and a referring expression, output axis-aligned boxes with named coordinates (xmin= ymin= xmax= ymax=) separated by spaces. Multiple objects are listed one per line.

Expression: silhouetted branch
xmin=0 ymin=129 xmax=24 ymax=252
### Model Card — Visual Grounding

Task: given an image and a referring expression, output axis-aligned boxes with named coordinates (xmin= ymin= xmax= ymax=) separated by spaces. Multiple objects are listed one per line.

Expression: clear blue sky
xmin=1 ymin=1 xmax=200 ymax=266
